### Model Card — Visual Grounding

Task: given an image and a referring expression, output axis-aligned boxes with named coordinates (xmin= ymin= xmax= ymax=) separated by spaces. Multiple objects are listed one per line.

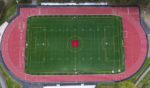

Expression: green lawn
xmin=0 ymin=65 xmax=21 ymax=88
xmin=25 ymin=15 xmax=125 ymax=75
xmin=137 ymin=70 xmax=150 ymax=88
xmin=0 ymin=1 xmax=17 ymax=25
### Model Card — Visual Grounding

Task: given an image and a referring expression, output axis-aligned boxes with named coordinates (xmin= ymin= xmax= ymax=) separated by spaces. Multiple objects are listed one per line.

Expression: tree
xmin=140 ymin=0 xmax=150 ymax=9
xmin=0 ymin=1 xmax=4 ymax=19
xmin=19 ymin=0 xmax=31 ymax=3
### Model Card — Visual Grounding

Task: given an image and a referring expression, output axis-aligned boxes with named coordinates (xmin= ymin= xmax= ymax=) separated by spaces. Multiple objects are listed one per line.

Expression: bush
xmin=0 ymin=1 xmax=4 ymax=18
xmin=140 ymin=0 xmax=150 ymax=9
xmin=19 ymin=0 xmax=31 ymax=3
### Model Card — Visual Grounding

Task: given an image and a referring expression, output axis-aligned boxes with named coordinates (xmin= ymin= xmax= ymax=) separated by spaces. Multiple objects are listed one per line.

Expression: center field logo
xmin=67 ymin=35 xmax=83 ymax=53
xmin=72 ymin=40 xmax=79 ymax=48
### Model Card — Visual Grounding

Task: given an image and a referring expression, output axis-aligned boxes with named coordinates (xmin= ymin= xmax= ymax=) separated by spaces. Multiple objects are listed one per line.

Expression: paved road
xmin=141 ymin=17 xmax=150 ymax=34
xmin=0 ymin=73 xmax=7 ymax=88
xmin=32 ymin=0 xmax=37 ymax=5
xmin=135 ymin=65 xmax=150 ymax=86
xmin=3 ymin=0 xmax=8 ymax=5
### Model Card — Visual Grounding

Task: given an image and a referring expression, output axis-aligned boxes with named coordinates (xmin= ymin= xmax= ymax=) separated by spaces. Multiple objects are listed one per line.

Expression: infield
xmin=25 ymin=15 xmax=125 ymax=75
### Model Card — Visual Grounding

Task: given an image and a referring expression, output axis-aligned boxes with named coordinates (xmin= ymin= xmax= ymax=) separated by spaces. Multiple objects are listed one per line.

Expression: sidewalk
xmin=135 ymin=65 xmax=150 ymax=86
xmin=142 ymin=10 xmax=150 ymax=34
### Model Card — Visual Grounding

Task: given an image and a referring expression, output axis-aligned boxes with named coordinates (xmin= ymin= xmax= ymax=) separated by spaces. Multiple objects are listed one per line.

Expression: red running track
xmin=1 ymin=7 xmax=147 ymax=83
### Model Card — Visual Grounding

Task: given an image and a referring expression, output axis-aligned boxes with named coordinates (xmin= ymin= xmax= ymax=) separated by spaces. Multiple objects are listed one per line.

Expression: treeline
xmin=0 ymin=1 xmax=4 ymax=18
xmin=19 ymin=0 xmax=32 ymax=3
xmin=139 ymin=0 xmax=150 ymax=9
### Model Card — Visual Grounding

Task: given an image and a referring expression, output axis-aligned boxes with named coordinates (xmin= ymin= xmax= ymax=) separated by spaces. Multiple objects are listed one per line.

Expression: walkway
xmin=135 ymin=65 xmax=150 ymax=86
xmin=0 ymin=73 xmax=7 ymax=88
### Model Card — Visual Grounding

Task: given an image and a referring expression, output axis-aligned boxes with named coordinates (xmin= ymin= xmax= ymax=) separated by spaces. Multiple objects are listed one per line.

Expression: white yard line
xmin=127 ymin=8 xmax=130 ymax=15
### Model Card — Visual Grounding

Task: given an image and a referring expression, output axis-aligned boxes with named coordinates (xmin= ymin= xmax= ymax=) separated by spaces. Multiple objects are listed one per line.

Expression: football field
xmin=25 ymin=15 xmax=125 ymax=75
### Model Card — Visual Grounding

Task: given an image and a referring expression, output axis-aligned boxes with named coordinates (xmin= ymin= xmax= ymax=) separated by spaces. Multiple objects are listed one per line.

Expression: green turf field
xmin=25 ymin=15 xmax=125 ymax=75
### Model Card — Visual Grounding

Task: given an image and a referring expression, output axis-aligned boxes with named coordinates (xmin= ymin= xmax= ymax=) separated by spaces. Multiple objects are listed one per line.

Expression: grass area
xmin=129 ymin=58 xmax=150 ymax=83
xmin=95 ymin=58 xmax=150 ymax=88
xmin=96 ymin=83 xmax=115 ymax=88
xmin=25 ymin=15 xmax=124 ymax=75
xmin=0 ymin=1 xmax=17 ymax=25
xmin=0 ymin=1 xmax=4 ymax=15
xmin=137 ymin=70 xmax=150 ymax=88
xmin=96 ymin=81 xmax=136 ymax=88
xmin=0 ymin=65 xmax=21 ymax=88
